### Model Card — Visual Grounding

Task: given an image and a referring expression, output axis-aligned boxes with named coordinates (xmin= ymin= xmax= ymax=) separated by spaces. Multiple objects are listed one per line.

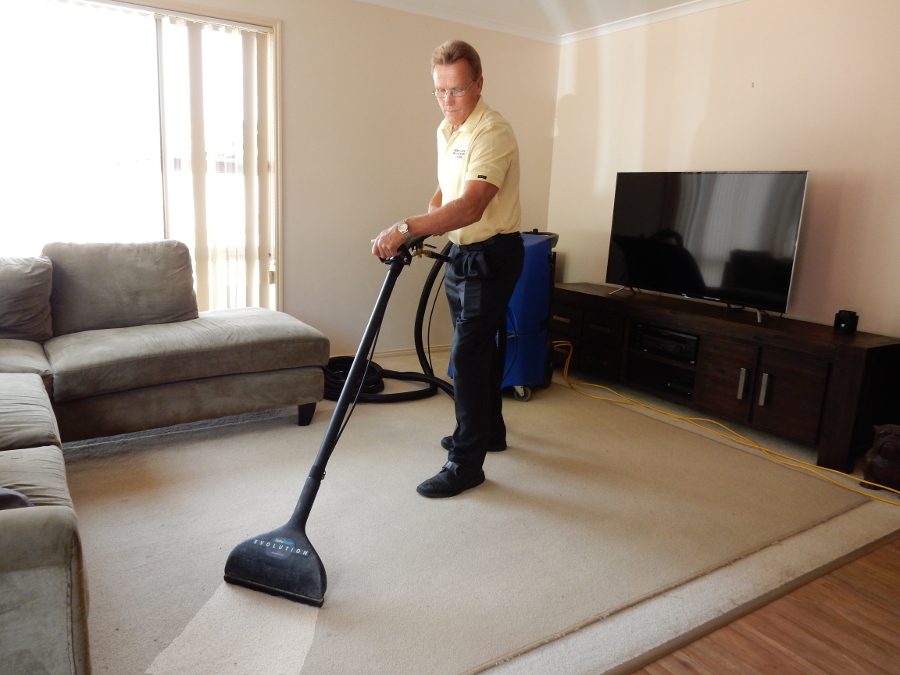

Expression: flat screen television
xmin=605 ymin=171 xmax=808 ymax=314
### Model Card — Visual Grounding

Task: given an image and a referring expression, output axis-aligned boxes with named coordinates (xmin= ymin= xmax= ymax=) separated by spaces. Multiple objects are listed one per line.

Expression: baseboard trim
xmin=369 ymin=345 xmax=451 ymax=359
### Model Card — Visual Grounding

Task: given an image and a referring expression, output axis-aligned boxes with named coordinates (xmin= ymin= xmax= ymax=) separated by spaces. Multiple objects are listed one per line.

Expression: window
xmin=0 ymin=0 xmax=278 ymax=310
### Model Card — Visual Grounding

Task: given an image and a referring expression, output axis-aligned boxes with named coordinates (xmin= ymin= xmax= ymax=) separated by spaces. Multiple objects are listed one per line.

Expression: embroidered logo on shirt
xmin=452 ymin=148 xmax=466 ymax=158
xmin=477 ymin=174 xmax=487 ymax=180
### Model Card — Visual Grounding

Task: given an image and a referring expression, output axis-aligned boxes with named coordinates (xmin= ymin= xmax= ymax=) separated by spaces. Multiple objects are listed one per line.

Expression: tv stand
xmin=550 ymin=282 xmax=900 ymax=472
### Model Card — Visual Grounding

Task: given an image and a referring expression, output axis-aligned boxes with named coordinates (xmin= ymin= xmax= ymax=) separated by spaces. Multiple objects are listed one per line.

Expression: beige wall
xmin=548 ymin=0 xmax=900 ymax=337
xmin=165 ymin=0 xmax=900 ymax=347
xmin=165 ymin=0 xmax=559 ymax=354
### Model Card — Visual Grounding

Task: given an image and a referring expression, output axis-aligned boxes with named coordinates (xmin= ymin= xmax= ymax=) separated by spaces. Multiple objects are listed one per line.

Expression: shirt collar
xmin=439 ymin=96 xmax=489 ymax=137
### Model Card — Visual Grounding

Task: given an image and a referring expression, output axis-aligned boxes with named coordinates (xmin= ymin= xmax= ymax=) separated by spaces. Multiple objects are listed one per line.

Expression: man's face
xmin=433 ymin=61 xmax=483 ymax=129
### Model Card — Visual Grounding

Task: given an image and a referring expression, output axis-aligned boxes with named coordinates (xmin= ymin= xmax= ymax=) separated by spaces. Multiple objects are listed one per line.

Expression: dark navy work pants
xmin=444 ymin=233 xmax=524 ymax=470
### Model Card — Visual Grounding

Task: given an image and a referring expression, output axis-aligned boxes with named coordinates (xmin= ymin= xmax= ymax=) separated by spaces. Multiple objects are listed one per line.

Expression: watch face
xmin=399 ymin=222 xmax=409 ymax=236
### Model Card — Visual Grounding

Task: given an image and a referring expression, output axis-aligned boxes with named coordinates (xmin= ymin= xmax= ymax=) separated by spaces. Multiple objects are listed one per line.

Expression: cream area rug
xmin=63 ymin=381 xmax=894 ymax=675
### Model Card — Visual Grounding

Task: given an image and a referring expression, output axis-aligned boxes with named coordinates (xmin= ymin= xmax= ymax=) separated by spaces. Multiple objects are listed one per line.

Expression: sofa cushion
xmin=0 ymin=256 xmax=53 ymax=342
xmin=43 ymin=240 xmax=198 ymax=336
xmin=0 ymin=374 xmax=61 ymax=451
xmin=0 ymin=339 xmax=53 ymax=396
xmin=44 ymin=307 xmax=330 ymax=402
xmin=0 ymin=446 xmax=72 ymax=509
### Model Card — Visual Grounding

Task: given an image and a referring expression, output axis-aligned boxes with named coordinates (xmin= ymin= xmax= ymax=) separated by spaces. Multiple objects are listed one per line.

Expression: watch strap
xmin=399 ymin=220 xmax=412 ymax=241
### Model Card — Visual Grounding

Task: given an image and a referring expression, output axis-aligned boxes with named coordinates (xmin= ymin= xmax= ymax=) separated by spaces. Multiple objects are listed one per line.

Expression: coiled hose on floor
xmin=323 ymin=242 xmax=455 ymax=403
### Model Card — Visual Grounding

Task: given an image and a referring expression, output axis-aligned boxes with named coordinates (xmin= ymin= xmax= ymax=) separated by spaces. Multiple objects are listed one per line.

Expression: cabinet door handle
xmin=758 ymin=372 xmax=770 ymax=406
xmin=588 ymin=324 xmax=612 ymax=333
xmin=552 ymin=315 xmax=571 ymax=324
xmin=737 ymin=367 xmax=747 ymax=400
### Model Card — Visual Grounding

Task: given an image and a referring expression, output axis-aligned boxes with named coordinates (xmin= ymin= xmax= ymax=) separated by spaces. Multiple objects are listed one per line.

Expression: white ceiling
xmin=357 ymin=0 xmax=747 ymax=43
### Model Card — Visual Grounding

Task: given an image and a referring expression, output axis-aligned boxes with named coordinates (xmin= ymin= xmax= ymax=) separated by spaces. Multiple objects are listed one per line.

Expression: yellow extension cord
xmin=551 ymin=340 xmax=900 ymax=507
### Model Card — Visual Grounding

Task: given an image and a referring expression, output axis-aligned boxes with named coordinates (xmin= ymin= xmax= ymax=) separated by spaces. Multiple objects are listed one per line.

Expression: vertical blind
xmin=0 ymin=0 xmax=277 ymax=310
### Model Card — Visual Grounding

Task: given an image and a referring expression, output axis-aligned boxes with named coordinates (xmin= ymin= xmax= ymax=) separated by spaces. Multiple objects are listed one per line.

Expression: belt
xmin=456 ymin=232 xmax=520 ymax=252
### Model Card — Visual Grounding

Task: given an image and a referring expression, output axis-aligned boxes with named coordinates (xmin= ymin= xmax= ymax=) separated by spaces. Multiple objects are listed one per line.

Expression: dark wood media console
xmin=550 ymin=282 xmax=900 ymax=472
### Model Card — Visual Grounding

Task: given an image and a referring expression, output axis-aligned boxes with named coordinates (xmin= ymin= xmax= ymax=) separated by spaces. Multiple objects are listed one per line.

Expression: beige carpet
xmin=64 ymin=380 xmax=893 ymax=675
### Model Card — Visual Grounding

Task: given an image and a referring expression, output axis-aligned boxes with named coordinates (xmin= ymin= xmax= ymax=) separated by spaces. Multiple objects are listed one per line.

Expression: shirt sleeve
xmin=464 ymin=121 xmax=516 ymax=189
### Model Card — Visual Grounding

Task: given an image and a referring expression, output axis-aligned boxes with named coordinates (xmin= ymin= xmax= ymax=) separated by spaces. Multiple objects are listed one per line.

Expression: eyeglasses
xmin=432 ymin=80 xmax=476 ymax=99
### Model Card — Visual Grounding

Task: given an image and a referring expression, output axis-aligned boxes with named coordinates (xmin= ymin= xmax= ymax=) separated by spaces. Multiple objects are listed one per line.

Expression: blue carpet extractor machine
xmin=499 ymin=230 xmax=559 ymax=400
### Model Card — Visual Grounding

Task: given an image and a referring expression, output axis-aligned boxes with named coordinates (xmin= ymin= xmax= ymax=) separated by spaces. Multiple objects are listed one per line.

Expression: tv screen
xmin=605 ymin=171 xmax=808 ymax=313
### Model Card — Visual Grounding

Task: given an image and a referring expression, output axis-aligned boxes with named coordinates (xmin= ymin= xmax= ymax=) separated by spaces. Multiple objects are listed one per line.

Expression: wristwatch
xmin=398 ymin=220 xmax=412 ymax=241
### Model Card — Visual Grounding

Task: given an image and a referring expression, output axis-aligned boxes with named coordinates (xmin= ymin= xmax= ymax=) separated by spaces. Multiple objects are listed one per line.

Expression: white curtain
xmin=0 ymin=0 xmax=277 ymax=310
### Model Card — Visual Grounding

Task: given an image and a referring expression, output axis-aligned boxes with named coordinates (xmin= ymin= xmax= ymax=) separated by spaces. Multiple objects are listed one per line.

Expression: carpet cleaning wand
xmin=224 ymin=236 xmax=444 ymax=606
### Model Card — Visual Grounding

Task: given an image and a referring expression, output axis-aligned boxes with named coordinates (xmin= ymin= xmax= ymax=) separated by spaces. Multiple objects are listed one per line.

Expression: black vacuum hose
xmin=324 ymin=242 xmax=455 ymax=403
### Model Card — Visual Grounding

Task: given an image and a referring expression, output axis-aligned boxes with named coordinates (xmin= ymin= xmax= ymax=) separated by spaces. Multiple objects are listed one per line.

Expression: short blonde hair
xmin=431 ymin=40 xmax=482 ymax=80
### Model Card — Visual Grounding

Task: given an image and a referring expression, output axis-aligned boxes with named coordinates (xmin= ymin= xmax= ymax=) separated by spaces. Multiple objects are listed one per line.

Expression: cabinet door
xmin=580 ymin=344 xmax=622 ymax=380
xmin=549 ymin=303 xmax=583 ymax=339
xmin=751 ymin=348 xmax=829 ymax=446
xmin=583 ymin=310 xmax=625 ymax=348
xmin=693 ymin=336 xmax=758 ymax=424
xmin=579 ymin=310 xmax=624 ymax=379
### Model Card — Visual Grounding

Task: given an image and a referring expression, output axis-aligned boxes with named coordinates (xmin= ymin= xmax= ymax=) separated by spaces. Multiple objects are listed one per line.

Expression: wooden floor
xmin=633 ymin=537 xmax=900 ymax=675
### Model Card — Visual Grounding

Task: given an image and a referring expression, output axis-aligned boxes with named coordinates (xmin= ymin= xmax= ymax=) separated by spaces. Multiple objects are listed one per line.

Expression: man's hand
xmin=371 ymin=222 xmax=407 ymax=259
xmin=371 ymin=179 xmax=497 ymax=257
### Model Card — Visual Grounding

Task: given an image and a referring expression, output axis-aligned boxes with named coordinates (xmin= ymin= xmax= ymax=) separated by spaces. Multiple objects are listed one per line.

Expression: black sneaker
xmin=416 ymin=461 xmax=485 ymax=498
xmin=441 ymin=436 xmax=507 ymax=453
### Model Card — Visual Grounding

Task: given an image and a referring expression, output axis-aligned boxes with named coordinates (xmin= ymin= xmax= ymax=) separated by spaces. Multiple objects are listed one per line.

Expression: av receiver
xmin=631 ymin=323 xmax=698 ymax=363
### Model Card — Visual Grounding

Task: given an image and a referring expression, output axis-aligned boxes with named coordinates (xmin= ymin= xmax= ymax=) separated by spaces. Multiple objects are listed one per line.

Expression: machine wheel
xmin=512 ymin=385 xmax=532 ymax=402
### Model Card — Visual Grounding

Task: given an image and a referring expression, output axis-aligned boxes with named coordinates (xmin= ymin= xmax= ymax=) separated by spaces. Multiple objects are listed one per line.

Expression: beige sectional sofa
xmin=0 ymin=241 xmax=330 ymax=675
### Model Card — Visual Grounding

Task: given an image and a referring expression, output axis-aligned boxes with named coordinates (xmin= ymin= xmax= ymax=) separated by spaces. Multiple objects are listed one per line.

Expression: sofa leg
xmin=298 ymin=403 xmax=316 ymax=426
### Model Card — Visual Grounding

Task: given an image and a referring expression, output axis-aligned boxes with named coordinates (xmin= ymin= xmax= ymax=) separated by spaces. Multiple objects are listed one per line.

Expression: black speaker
xmin=834 ymin=310 xmax=859 ymax=335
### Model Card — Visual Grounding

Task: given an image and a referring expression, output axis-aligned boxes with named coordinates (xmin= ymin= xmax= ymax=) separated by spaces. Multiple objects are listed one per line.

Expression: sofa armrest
xmin=0 ymin=504 xmax=81 ymax=573
xmin=0 ymin=505 xmax=90 ymax=675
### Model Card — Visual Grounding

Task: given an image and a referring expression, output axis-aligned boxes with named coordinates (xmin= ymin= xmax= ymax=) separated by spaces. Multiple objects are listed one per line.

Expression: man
xmin=372 ymin=40 xmax=524 ymax=498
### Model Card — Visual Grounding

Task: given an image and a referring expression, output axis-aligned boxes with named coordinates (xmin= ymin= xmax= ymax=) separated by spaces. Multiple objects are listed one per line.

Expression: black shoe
xmin=441 ymin=436 xmax=507 ymax=453
xmin=416 ymin=461 xmax=485 ymax=498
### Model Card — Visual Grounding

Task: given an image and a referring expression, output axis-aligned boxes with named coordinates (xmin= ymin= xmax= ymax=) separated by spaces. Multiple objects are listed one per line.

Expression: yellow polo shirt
xmin=437 ymin=97 xmax=521 ymax=246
